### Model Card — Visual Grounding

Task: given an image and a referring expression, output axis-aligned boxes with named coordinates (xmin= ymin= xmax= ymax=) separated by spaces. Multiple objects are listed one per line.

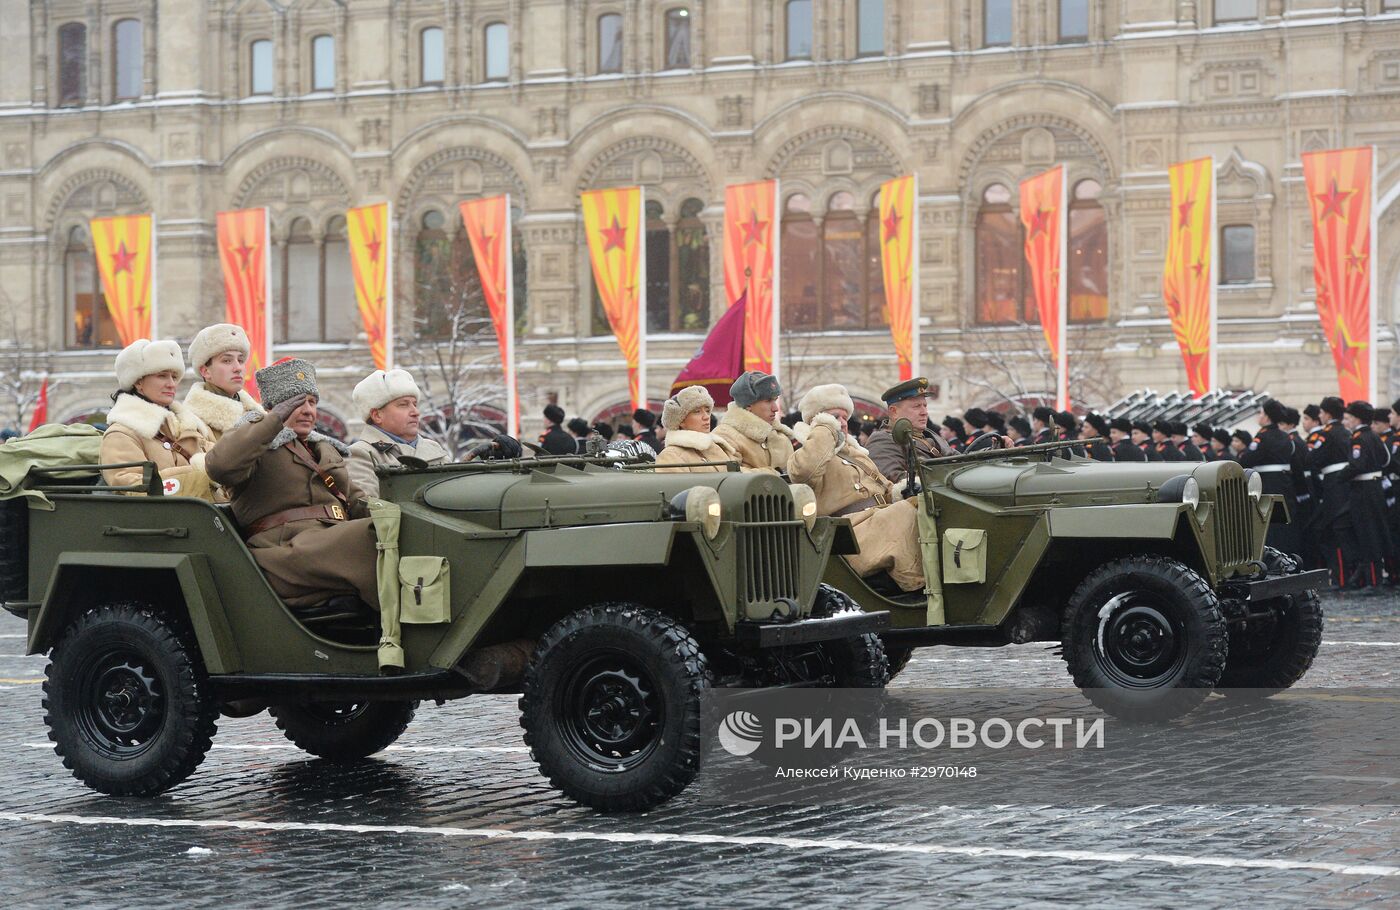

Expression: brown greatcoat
xmin=865 ymin=422 xmax=952 ymax=484
xmin=654 ymin=429 xmax=739 ymax=473
xmin=789 ymin=413 xmax=923 ymax=592
xmin=205 ymin=411 xmax=380 ymax=609
xmin=712 ymin=405 xmax=796 ymax=473
xmin=100 ymin=392 xmax=217 ymax=501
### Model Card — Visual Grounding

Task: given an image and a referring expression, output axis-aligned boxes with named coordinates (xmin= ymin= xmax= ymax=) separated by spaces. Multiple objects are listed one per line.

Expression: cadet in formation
xmin=1238 ymin=398 xmax=1300 ymax=555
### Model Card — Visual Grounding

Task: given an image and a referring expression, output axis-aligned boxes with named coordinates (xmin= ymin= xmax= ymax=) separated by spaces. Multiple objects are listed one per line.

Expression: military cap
xmin=1032 ymin=405 xmax=1056 ymax=424
xmin=1304 ymin=403 xmax=1322 ymax=421
xmin=256 ymin=357 xmax=318 ymax=409
xmin=1281 ymin=407 xmax=1300 ymax=426
xmin=963 ymin=407 xmax=989 ymax=429
xmin=1372 ymin=407 xmax=1392 ymax=424
xmin=730 ymin=371 xmax=782 ymax=408
xmin=1345 ymin=399 xmax=1374 ymax=421
xmin=1009 ymin=416 xmax=1032 ymax=437
xmin=591 ymin=421 xmax=615 ymax=441
xmin=1109 ymin=417 xmax=1133 ymax=434
xmin=1132 ymin=420 xmax=1153 ymax=435
xmin=881 ymin=376 xmax=931 ymax=405
xmin=1320 ymin=396 xmax=1345 ymax=418
xmin=632 ymin=408 xmax=657 ymax=429
xmin=1232 ymin=429 xmax=1254 ymax=446
xmin=1392 ymin=398 xmax=1400 ymax=417
xmin=1212 ymin=428 xmax=1233 ymax=446
xmin=986 ymin=411 xmax=1007 ymax=432
xmin=1053 ymin=410 xmax=1077 ymax=431
xmin=1152 ymin=419 xmax=1173 ymax=436
xmin=1191 ymin=423 xmax=1213 ymax=439
xmin=1262 ymin=398 xmax=1287 ymax=425
xmin=942 ymin=415 xmax=966 ymax=435
xmin=1085 ymin=413 xmax=1109 ymax=435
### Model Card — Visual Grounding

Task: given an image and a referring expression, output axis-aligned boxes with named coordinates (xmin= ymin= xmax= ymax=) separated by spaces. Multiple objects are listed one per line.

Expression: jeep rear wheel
xmin=268 ymin=700 xmax=417 ymax=761
xmin=813 ymin=584 xmax=890 ymax=687
xmin=1062 ymin=555 xmax=1228 ymax=722
xmin=520 ymin=603 xmax=711 ymax=813
xmin=43 ymin=603 xmax=218 ymax=796
xmin=1217 ymin=547 xmax=1324 ymax=695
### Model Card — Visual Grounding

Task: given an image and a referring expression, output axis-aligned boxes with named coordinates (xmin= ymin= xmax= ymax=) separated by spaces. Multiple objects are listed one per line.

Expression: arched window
xmin=823 ymin=192 xmax=864 ymax=328
xmin=676 ymin=198 xmax=710 ymax=332
xmin=57 ymin=23 xmax=86 ymax=107
xmin=420 ymin=27 xmax=445 ymax=84
xmin=311 ymin=34 xmax=335 ymax=91
xmin=781 ymin=193 xmax=819 ymax=328
xmin=598 ymin=14 xmax=623 ymax=73
xmin=664 ymin=8 xmax=692 ymax=69
xmin=1220 ymin=224 xmax=1255 ymax=285
xmin=1059 ymin=0 xmax=1088 ymax=42
xmin=644 ymin=200 xmax=670 ymax=333
xmin=249 ymin=39 xmax=274 ymax=96
xmin=484 ymin=23 xmax=509 ymax=81
xmin=779 ymin=191 xmax=886 ymax=331
xmin=65 ymin=226 xmax=117 ymax=349
xmin=974 ymin=183 xmax=1026 ymax=324
xmin=323 ymin=216 xmax=354 ymax=341
xmin=984 ymin=0 xmax=1012 ymax=47
xmin=857 ymin=0 xmax=884 ymax=57
xmin=1069 ymin=179 xmax=1108 ymax=321
xmin=112 ymin=19 xmax=143 ymax=100
xmin=414 ymin=209 xmax=475 ymax=340
xmin=282 ymin=218 xmax=319 ymax=341
xmin=786 ymin=1 xmax=813 ymax=60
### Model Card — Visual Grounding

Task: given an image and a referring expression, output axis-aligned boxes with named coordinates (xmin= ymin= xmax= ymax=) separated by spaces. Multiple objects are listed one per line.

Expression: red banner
xmin=459 ymin=195 xmax=519 ymax=436
xmin=347 ymin=202 xmax=393 ymax=370
xmin=879 ymin=176 xmax=918 ymax=382
xmin=89 ymin=214 xmax=154 ymax=346
xmin=1162 ymin=158 xmax=1216 ymax=398
xmin=1304 ymin=147 xmax=1375 ymax=402
xmin=671 ymin=290 xmax=747 ymax=405
xmin=582 ymin=187 xmax=646 ymax=410
xmin=27 ymin=378 xmax=48 ymax=432
xmin=215 ymin=208 xmax=272 ymax=400
xmin=1019 ymin=166 xmax=1067 ymax=408
xmin=722 ymin=180 xmax=779 ymax=375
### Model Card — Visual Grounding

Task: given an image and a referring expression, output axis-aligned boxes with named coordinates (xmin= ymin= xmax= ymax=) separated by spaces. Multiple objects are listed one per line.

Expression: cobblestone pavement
xmin=1 ymin=590 xmax=1397 ymax=909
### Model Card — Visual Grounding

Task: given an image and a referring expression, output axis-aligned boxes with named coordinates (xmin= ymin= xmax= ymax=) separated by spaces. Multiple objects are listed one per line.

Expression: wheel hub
xmin=1095 ymin=594 xmax=1186 ymax=687
xmin=560 ymin=655 xmax=661 ymax=773
xmin=79 ymin=653 xmax=165 ymax=756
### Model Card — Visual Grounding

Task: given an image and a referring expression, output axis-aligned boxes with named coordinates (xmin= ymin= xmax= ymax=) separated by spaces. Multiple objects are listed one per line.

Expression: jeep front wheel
xmin=519 ymin=603 xmax=711 ymax=813
xmin=1062 ymin=555 xmax=1228 ymax=722
xmin=268 ymin=700 xmax=417 ymax=761
xmin=43 ymin=603 xmax=219 ymax=796
xmin=1216 ymin=547 xmax=1324 ymax=695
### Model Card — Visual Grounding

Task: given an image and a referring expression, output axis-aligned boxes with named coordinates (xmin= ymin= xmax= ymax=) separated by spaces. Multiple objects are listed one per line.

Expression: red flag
xmin=671 ymin=291 xmax=747 ymax=406
xmin=27 ymin=379 xmax=48 ymax=432
xmin=1019 ymin=166 xmax=1068 ymax=408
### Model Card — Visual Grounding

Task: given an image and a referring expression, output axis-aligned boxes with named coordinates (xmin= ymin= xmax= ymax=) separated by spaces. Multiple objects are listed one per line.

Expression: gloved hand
xmin=269 ymin=393 xmax=309 ymax=424
xmin=485 ymin=434 xmax=523 ymax=460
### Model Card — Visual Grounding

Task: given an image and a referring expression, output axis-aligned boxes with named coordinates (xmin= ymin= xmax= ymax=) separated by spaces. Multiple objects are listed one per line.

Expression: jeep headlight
xmin=670 ymin=485 xmax=723 ymax=539
xmin=1157 ymin=474 xmax=1200 ymax=508
xmin=790 ymin=483 xmax=818 ymax=529
xmin=1245 ymin=470 xmax=1263 ymax=501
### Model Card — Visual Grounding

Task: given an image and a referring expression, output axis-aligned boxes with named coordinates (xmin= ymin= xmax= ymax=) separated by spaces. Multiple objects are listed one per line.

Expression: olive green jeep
xmin=0 ymin=453 xmax=888 ymax=812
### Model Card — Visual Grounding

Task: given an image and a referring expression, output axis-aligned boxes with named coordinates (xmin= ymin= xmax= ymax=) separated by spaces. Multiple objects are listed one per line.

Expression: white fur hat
xmin=353 ymin=368 xmax=423 ymax=419
xmin=115 ymin=339 xmax=185 ymax=391
xmin=662 ymin=385 xmax=715 ymax=430
xmin=799 ymin=383 xmax=855 ymax=424
xmin=189 ymin=323 xmax=251 ymax=369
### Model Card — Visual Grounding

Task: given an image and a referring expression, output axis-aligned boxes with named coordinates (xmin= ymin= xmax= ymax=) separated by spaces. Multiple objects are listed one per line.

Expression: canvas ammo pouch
xmin=399 ymin=556 xmax=451 ymax=624
xmin=942 ymin=528 xmax=988 ymax=585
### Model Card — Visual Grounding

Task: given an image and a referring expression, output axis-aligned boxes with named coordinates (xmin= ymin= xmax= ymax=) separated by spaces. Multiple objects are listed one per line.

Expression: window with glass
xmin=1059 ymin=0 xmax=1088 ymax=42
xmin=786 ymin=0 xmax=813 ymax=60
xmin=983 ymin=0 xmax=1013 ymax=47
xmin=311 ymin=35 xmax=335 ymax=91
xmin=420 ymin=27 xmax=445 ymax=84
xmin=1068 ymin=180 xmax=1108 ymax=321
xmin=779 ymin=192 xmax=888 ymax=331
xmin=279 ymin=216 xmax=356 ymax=343
xmin=594 ymin=198 xmax=710 ymax=335
xmin=249 ymin=39 xmax=274 ymax=95
xmin=975 ymin=183 xmax=1029 ymax=323
xmin=112 ymin=19 xmax=142 ymax=100
xmin=65 ymin=226 xmax=118 ymax=349
xmin=417 ymin=207 xmax=529 ymax=340
xmin=484 ymin=23 xmax=509 ymax=81
xmin=1220 ymin=225 xmax=1255 ymax=284
xmin=58 ymin=23 xmax=86 ymax=107
xmin=1214 ymin=0 xmax=1258 ymax=22
xmin=598 ymin=14 xmax=623 ymax=73
xmin=857 ymin=0 xmax=884 ymax=57
xmin=664 ymin=8 xmax=692 ymax=69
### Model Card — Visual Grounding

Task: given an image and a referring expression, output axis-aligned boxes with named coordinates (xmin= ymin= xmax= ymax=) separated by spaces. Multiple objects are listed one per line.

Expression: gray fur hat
xmin=730 ymin=371 xmax=782 ymax=408
xmin=662 ymin=385 xmax=715 ymax=430
xmin=255 ymin=358 xmax=319 ymax=409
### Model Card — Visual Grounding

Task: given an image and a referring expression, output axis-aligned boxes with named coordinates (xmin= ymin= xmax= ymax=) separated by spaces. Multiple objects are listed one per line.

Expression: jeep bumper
xmin=736 ymin=610 xmax=891 ymax=649
xmin=1240 ymin=568 xmax=1329 ymax=602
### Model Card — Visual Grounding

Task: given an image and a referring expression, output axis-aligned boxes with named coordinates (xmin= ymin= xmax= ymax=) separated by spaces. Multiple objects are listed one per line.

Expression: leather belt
xmin=832 ymin=495 xmax=883 ymax=518
xmin=1352 ymin=471 xmax=1382 ymax=482
xmin=1252 ymin=464 xmax=1290 ymax=473
xmin=1319 ymin=462 xmax=1348 ymax=476
xmin=245 ymin=504 xmax=348 ymax=537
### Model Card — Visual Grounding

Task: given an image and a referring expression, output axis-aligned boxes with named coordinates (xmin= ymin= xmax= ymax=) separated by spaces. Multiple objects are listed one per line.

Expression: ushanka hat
xmin=1345 ymin=400 xmax=1375 ymax=421
xmin=115 ymin=339 xmax=184 ymax=391
xmin=255 ymin=357 xmax=318 ymax=409
xmin=188 ymin=323 xmax=251 ymax=369
xmin=730 ymin=371 xmax=782 ymax=408
xmin=662 ymin=385 xmax=715 ymax=430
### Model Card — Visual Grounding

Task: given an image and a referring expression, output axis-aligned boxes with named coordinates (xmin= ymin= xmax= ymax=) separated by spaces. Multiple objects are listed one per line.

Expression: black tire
xmin=268 ymin=700 xmax=417 ymax=761
xmin=519 ymin=603 xmax=711 ymax=813
xmin=883 ymin=644 xmax=914 ymax=681
xmin=43 ymin=603 xmax=218 ymax=796
xmin=1217 ymin=547 xmax=1324 ymax=694
xmin=0 ymin=497 xmax=28 ymax=603
xmin=812 ymin=584 xmax=889 ymax=687
xmin=1062 ymin=555 xmax=1228 ymax=722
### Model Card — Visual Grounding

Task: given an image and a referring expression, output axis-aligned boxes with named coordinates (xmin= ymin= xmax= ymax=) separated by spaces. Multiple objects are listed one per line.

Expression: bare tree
xmin=0 ymin=288 xmax=54 ymax=433
xmin=954 ymin=321 xmax=1118 ymax=413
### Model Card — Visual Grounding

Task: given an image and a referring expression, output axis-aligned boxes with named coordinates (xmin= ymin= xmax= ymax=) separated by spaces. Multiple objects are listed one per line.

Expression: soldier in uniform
xmin=1374 ymin=406 xmax=1400 ymax=582
xmin=866 ymin=377 xmax=952 ymax=485
xmin=1008 ymin=416 xmax=1032 ymax=445
xmin=632 ymin=408 xmax=664 ymax=453
xmin=940 ymin=416 xmax=967 ymax=452
xmin=1153 ymin=420 xmax=1184 ymax=461
xmin=789 ymin=384 xmax=923 ymax=593
xmin=1230 ymin=430 xmax=1252 ymax=459
xmin=1133 ymin=420 xmax=1161 ymax=461
xmin=1238 ymin=398 xmax=1300 ymax=556
xmin=538 ymin=404 xmax=576 ymax=455
xmin=1340 ymin=400 xmax=1392 ymax=588
xmin=1210 ymin=428 xmax=1233 ymax=462
xmin=1031 ymin=406 xmax=1056 ymax=445
xmin=182 ymin=324 xmax=264 ymax=443
xmin=1173 ymin=422 xmax=1205 ymax=462
xmin=1080 ymin=413 xmax=1114 ymax=461
xmin=1307 ymin=396 xmax=1356 ymax=585
xmin=962 ymin=408 xmax=992 ymax=449
xmin=206 ymin=359 xmax=380 ymax=613
xmin=1191 ymin=424 xmax=1214 ymax=460
xmin=1110 ymin=417 xmax=1146 ymax=462
xmin=345 ymin=368 xmax=450 ymax=499
xmin=712 ymin=371 xmax=797 ymax=473
xmin=1053 ymin=411 xmax=1085 ymax=457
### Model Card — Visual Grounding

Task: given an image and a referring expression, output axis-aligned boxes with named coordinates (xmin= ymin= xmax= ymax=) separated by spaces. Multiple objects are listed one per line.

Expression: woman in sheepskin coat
xmin=788 ymin=383 xmax=924 ymax=592
xmin=183 ymin=323 xmax=264 ymax=442
xmin=100 ymin=339 xmax=218 ymax=501
xmin=654 ymin=386 xmax=739 ymax=472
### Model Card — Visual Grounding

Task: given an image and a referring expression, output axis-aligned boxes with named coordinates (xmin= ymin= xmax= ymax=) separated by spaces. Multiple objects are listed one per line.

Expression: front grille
xmin=739 ymin=493 xmax=801 ymax=606
xmin=1213 ymin=474 xmax=1252 ymax=568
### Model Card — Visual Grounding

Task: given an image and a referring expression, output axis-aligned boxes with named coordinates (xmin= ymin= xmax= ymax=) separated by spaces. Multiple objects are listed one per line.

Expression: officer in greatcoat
xmin=866 ymin=377 xmax=952 ymax=485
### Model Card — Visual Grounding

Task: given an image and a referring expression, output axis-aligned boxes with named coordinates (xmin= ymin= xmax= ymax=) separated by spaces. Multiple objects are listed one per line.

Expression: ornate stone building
xmin=3 ymin=0 xmax=1400 ymax=435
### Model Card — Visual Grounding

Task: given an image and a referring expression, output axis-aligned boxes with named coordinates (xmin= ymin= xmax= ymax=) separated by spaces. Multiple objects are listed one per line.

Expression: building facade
xmin=3 ymin=0 xmax=1400 ymax=436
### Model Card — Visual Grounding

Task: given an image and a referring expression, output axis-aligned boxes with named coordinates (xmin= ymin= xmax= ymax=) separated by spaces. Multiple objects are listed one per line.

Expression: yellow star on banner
xmin=1334 ymin=318 xmax=1367 ymax=379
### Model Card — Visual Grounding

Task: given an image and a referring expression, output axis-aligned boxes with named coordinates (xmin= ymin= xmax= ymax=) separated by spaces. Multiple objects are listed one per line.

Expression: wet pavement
xmin=1 ymin=589 xmax=1397 ymax=909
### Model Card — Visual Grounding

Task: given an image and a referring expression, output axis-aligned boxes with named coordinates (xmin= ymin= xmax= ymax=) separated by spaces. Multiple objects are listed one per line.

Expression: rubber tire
xmin=268 ymin=700 xmax=417 ymax=761
xmin=43 ymin=603 xmax=218 ymax=796
xmin=1216 ymin=547 xmax=1324 ymax=694
xmin=0 ymin=497 xmax=27 ymax=603
xmin=1062 ymin=555 xmax=1228 ymax=722
xmin=519 ymin=603 xmax=711 ymax=813
xmin=882 ymin=644 xmax=914 ymax=681
xmin=812 ymin=584 xmax=890 ymax=687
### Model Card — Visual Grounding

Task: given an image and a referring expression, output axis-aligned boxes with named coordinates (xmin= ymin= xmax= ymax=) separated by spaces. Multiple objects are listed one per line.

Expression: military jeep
xmin=825 ymin=425 xmax=1325 ymax=721
xmin=0 ymin=453 xmax=889 ymax=812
